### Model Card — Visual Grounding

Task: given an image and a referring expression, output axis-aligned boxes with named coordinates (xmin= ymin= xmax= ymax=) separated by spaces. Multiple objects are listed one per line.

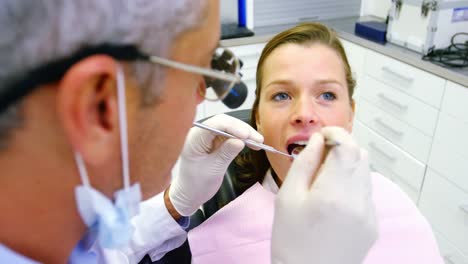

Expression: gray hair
xmin=0 ymin=0 xmax=208 ymax=148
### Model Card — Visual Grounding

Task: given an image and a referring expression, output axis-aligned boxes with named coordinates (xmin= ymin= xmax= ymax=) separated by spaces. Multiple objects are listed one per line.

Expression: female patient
xmin=188 ymin=22 xmax=443 ymax=263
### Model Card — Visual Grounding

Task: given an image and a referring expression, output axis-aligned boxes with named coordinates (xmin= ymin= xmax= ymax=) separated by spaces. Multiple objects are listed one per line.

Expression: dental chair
xmin=139 ymin=109 xmax=252 ymax=264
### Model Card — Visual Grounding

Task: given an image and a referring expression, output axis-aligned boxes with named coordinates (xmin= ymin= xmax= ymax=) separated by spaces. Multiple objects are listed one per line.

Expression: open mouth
xmin=287 ymin=141 xmax=308 ymax=157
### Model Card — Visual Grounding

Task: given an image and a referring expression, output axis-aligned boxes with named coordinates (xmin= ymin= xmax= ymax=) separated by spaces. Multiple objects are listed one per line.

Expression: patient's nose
xmin=290 ymin=98 xmax=318 ymax=127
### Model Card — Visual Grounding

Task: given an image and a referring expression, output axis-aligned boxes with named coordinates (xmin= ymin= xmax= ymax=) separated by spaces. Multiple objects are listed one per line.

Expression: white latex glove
xmin=271 ymin=127 xmax=377 ymax=264
xmin=169 ymin=114 xmax=264 ymax=216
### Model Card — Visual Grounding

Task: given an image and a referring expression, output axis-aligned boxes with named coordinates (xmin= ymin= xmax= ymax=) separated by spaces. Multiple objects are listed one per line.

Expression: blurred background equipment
xmin=387 ymin=0 xmax=468 ymax=55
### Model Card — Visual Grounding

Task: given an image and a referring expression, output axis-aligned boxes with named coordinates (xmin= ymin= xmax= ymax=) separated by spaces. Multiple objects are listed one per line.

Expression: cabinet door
xmin=353 ymin=121 xmax=424 ymax=202
xmin=364 ymin=50 xmax=445 ymax=108
xmin=359 ymin=75 xmax=438 ymax=137
xmin=356 ymin=99 xmax=432 ymax=163
xmin=428 ymin=113 xmax=468 ymax=193
xmin=419 ymin=169 xmax=468 ymax=257
xmin=441 ymin=81 xmax=468 ymax=123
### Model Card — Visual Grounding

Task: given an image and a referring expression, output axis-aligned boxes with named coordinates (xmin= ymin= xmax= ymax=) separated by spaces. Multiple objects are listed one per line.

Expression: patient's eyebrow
xmin=315 ymin=78 xmax=344 ymax=87
xmin=264 ymin=79 xmax=295 ymax=89
xmin=265 ymin=78 xmax=344 ymax=90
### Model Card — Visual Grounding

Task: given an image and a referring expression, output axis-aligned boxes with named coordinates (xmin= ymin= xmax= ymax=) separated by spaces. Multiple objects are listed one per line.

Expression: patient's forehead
xmin=261 ymin=43 xmax=347 ymax=91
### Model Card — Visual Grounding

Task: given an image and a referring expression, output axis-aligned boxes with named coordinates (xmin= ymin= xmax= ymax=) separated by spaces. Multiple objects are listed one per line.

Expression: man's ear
xmin=57 ymin=55 xmax=121 ymax=166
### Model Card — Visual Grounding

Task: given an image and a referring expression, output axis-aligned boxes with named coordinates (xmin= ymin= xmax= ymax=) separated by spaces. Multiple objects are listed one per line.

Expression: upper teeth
xmin=292 ymin=140 xmax=308 ymax=145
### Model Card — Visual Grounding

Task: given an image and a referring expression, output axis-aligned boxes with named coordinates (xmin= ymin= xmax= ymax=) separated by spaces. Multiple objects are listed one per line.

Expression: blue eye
xmin=320 ymin=92 xmax=336 ymax=101
xmin=273 ymin=92 xmax=291 ymax=101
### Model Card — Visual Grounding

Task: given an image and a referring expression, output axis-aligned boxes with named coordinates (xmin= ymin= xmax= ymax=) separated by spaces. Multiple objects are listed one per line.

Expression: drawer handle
xmin=443 ymin=255 xmax=455 ymax=264
xmin=375 ymin=118 xmax=404 ymax=137
xmin=377 ymin=93 xmax=408 ymax=111
xmin=459 ymin=204 xmax=468 ymax=214
xmin=381 ymin=66 xmax=414 ymax=84
xmin=368 ymin=142 xmax=397 ymax=162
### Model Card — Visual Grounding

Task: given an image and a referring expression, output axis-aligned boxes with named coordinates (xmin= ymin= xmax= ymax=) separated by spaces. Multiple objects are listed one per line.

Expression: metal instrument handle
xmin=193 ymin=122 xmax=292 ymax=157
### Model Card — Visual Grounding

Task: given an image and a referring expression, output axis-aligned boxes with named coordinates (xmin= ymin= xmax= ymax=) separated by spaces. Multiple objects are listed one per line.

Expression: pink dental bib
xmin=188 ymin=173 xmax=443 ymax=264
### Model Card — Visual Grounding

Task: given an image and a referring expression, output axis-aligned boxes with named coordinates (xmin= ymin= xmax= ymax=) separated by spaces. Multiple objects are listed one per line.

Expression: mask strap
xmin=74 ymin=152 xmax=91 ymax=187
xmin=116 ymin=65 xmax=131 ymax=191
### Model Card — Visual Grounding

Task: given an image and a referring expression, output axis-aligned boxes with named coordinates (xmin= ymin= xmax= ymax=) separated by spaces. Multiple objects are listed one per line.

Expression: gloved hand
xmin=271 ymin=127 xmax=377 ymax=264
xmin=169 ymin=114 xmax=264 ymax=216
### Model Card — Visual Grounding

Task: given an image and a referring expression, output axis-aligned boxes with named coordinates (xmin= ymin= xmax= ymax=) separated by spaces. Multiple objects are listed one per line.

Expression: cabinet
xmin=363 ymin=50 xmax=445 ymax=108
xmin=421 ymin=81 xmax=468 ymax=258
xmin=346 ymin=42 xmax=468 ymax=263
xmin=419 ymin=169 xmax=468 ymax=258
xmin=353 ymin=121 xmax=424 ymax=203
xmin=353 ymin=48 xmax=445 ymax=202
xmin=357 ymin=98 xmax=433 ymax=163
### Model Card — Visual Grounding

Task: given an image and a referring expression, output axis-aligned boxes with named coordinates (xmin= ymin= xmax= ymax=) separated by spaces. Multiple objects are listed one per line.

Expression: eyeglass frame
xmin=0 ymin=44 xmax=241 ymax=113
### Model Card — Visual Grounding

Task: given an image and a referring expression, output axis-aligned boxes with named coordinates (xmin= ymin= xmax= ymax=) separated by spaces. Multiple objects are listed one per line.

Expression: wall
xmin=360 ymin=0 xmax=392 ymax=19
xmin=254 ymin=0 xmax=362 ymax=27
xmin=221 ymin=0 xmax=238 ymax=24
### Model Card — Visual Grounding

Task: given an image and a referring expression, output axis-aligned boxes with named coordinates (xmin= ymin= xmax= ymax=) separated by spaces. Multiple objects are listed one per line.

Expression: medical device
xmin=193 ymin=122 xmax=340 ymax=158
xmin=387 ymin=0 xmax=468 ymax=54
xmin=221 ymin=81 xmax=248 ymax=109
xmin=193 ymin=122 xmax=293 ymax=158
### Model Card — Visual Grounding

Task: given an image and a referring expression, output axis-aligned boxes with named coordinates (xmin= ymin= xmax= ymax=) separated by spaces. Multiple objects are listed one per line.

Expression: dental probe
xmin=193 ymin=122 xmax=293 ymax=158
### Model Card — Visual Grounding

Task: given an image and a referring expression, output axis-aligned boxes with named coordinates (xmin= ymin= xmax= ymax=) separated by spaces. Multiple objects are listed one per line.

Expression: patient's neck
xmin=271 ymin=169 xmax=283 ymax=188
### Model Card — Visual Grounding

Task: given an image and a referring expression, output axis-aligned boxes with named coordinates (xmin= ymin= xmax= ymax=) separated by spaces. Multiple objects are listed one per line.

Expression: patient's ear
xmin=255 ymin=110 xmax=262 ymax=133
xmin=348 ymin=100 xmax=355 ymax=132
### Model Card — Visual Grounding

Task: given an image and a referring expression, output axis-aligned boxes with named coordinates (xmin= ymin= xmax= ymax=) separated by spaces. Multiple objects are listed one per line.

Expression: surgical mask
xmin=74 ymin=65 xmax=142 ymax=249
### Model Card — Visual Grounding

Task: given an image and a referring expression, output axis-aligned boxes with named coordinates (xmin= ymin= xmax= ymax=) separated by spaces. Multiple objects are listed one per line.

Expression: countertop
xmin=220 ymin=16 xmax=468 ymax=88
